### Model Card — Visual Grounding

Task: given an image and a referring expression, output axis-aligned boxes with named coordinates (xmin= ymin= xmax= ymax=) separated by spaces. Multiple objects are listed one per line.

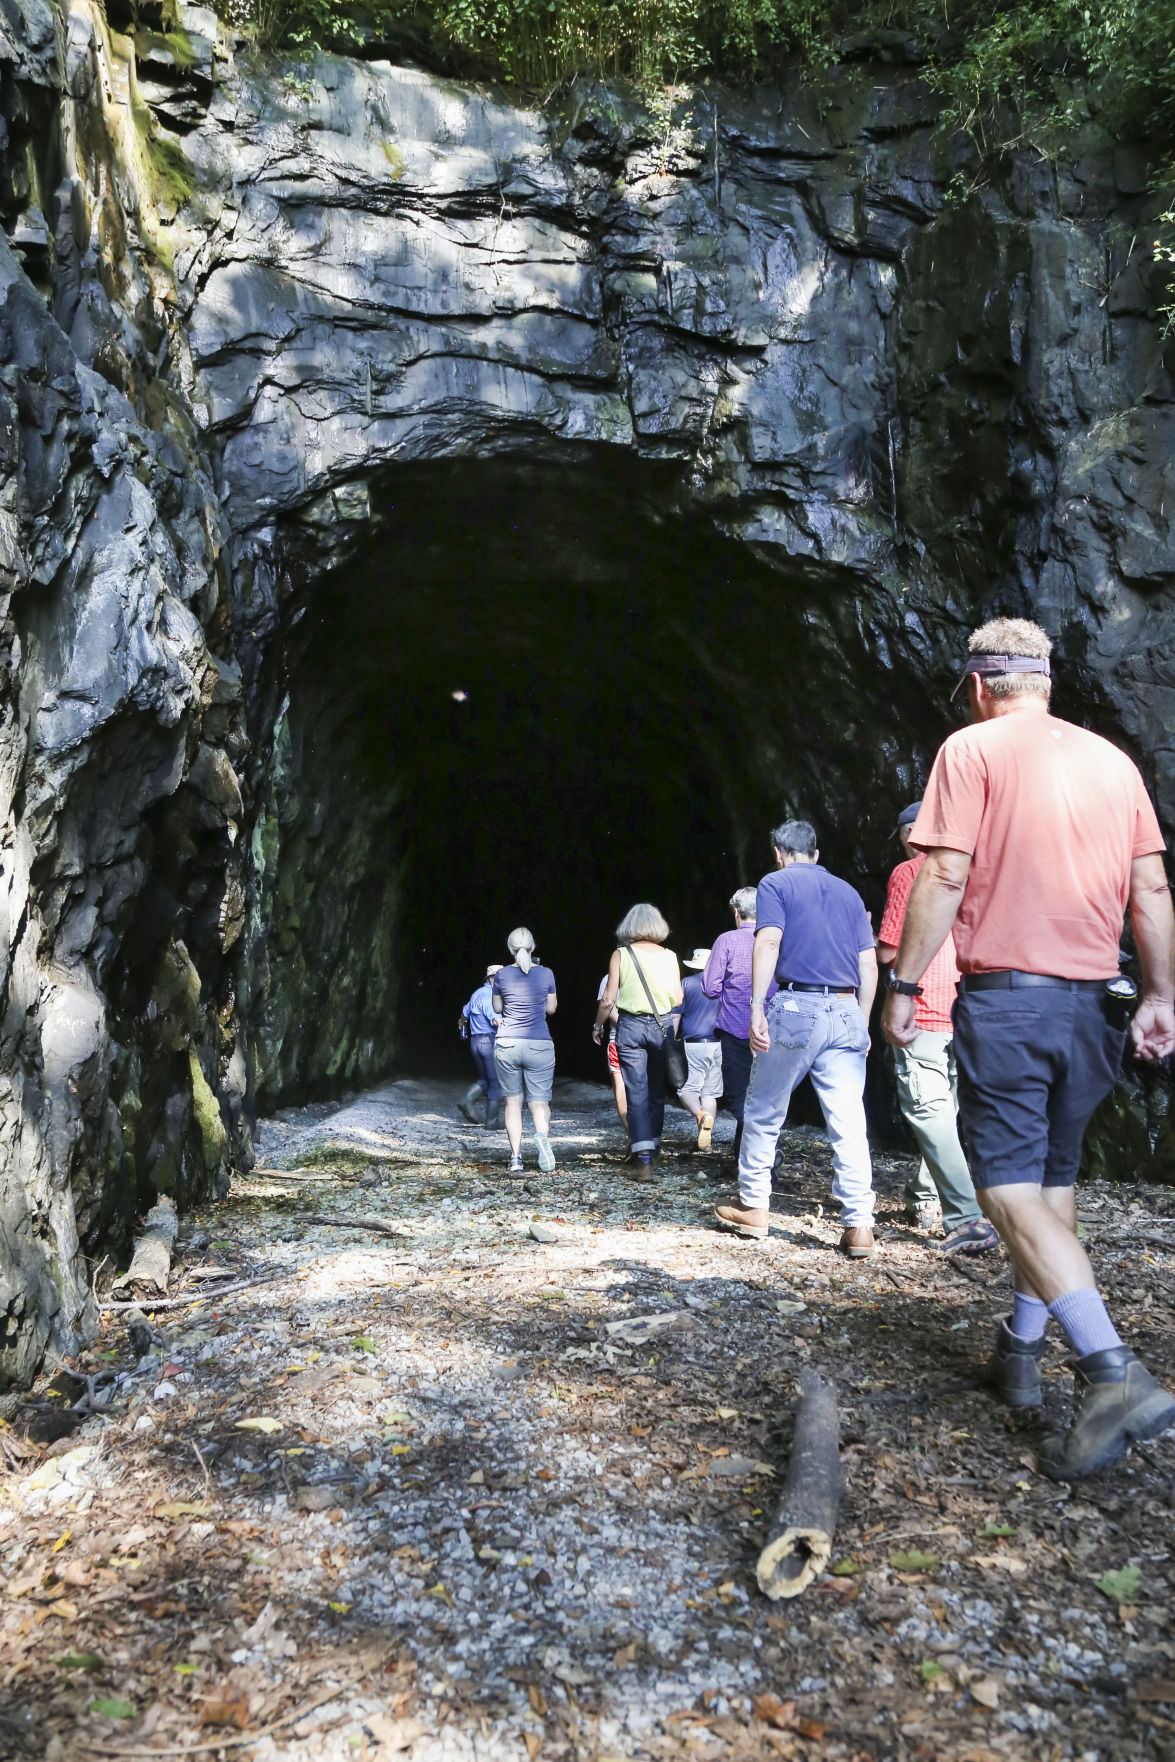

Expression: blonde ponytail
xmin=507 ymin=927 xmax=535 ymax=973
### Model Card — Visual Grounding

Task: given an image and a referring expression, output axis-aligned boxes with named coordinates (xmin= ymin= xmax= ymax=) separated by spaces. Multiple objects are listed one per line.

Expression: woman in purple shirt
xmin=702 ymin=887 xmax=775 ymax=1159
xmin=492 ymin=928 xmax=558 ymax=1176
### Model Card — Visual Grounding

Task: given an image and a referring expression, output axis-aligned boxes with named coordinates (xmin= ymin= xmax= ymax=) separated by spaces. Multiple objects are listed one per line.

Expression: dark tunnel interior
xmin=249 ymin=451 xmax=957 ymax=1133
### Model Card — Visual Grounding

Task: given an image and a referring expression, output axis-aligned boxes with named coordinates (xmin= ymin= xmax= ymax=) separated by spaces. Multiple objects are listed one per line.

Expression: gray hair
xmin=969 ymin=617 xmax=1053 ymax=701
xmin=770 ymin=820 xmax=818 ymax=858
xmin=729 ymin=886 xmax=757 ymax=920
xmin=615 ymin=902 xmax=670 ymax=945
xmin=507 ymin=926 xmax=535 ymax=973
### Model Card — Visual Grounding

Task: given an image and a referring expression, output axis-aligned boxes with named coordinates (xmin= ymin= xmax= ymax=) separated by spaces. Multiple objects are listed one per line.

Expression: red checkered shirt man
xmin=877 ymin=802 xmax=994 ymax=1252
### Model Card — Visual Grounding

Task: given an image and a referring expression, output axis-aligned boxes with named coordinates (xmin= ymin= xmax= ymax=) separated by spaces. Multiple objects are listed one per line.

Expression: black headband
xmin=950 ymin=653 xmax=1051 ymax=703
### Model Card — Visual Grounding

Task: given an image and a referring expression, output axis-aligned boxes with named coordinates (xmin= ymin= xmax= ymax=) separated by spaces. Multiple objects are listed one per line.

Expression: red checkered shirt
xmin=878 ymin=854 xmax=959 ymax=1034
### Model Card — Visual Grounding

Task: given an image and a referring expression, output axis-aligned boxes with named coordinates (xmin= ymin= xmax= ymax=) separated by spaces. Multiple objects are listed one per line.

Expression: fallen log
xmin=755 ymin=1371 xmax=840 ymax=1600
xmin=109 ymin=1198 xmax=178 ymax=1301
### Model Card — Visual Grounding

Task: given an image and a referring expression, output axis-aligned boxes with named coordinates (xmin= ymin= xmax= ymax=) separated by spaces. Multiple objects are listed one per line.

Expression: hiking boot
xmin=714 ymin=1202 xmax=769 ymax=1240
xmin=984 ymin=1317 xmax=1045 ymax=1409
xmin=938 ymin=1219 xmax=1000 ymax=1256
xmin=626 ymin=1152 xmax=654 ymax=1181
xmin=905 ymin=1199 xmax=942 ymax=1232
xmin=488 ymin=1100 xmax=505 ymax=1130
xmin=534 ymin=1132 xmax=556 ymax=1174
xmin=1039 ymin=1347 xmax=1175 ymax=1481
xmin=840 ymin=1226 xmax=875 ymax=1259
xmin=696 ymin=1112 xmax=714 ymax=1151
xmin=507 ymin=1151 xmax=524 ymax=1176
xmin=459 ymin=1084 xmax=485 ymax=1124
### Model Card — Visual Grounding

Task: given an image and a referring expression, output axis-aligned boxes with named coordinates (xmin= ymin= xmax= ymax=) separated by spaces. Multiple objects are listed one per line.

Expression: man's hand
xmin=749 ymin=1002 xmax=770 ymax=1054
xmin=881 ymin=990 xmax=918 ymax=1049
xmin=1130 ymin=994 xmax=1175 ymax=1062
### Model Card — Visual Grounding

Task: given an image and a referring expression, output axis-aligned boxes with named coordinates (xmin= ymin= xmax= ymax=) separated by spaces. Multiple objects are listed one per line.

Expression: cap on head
xmin=897 ymin=801 xmax=922 ymax=833
xmin=951 ymin=617 xmax=1053 ymax=703
xmin=485 ymin=963 xmax=503 ymax=978
xmin=683 ymin=947 xmax=711 ymax=970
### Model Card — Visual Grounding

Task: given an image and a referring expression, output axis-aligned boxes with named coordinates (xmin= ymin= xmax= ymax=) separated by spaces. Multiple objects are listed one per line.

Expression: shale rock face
xmin=0 ymin=0 xmax=1172 ymax=1378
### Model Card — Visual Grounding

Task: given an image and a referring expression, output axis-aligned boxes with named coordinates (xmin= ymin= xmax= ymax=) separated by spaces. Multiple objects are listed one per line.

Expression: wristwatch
xmin=886 ymin=971 xmax=924 ymax=997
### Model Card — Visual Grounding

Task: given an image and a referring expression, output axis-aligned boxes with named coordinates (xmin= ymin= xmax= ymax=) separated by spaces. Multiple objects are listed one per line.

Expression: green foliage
xmin=1094 ymin=1563 xmax=1142 ymax=1602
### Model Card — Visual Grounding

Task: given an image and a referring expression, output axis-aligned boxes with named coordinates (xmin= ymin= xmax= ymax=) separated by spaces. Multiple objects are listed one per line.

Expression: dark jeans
xmin=470 ymin=1033 xmax=500 ymax=1106
xmin=953 ymin=987 xmax=1126 ymax=1188
xmin=616 ymin=1011 xmax=673 ymax=1153
xmin=718 ymin=1031 xmax=754 ymax=1126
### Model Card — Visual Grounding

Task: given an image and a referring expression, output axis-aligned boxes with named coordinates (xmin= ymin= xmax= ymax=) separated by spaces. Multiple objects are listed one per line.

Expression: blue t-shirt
xmin=755 ymin=864 xmax=873 ymax=990
xmin=493 ymin=964 xmax=556 ymax=1041
xmin=463 ymin=981 xmax=498 ymax=1037
xmin=680 ymin=972 xmax=720 ymax=1039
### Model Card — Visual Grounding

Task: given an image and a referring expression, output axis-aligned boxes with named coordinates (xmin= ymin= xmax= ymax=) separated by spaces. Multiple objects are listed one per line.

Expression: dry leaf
xmin=200 ymin=1692 xmax=250 ymax=1729
xmin=1137 ymin=1681 xmax=1175 ymax=1703
xmin=527 ymin=1684 xmax=547 ymax=1716
xmin=235 ymin=1417 xmax=281 ymax=1435
xmin=752 ymin=1693 xmax=798 ymax=1729
xmin=366 ymin=1712 xmax=424 ymax=1752
xmin=523 ymin=1736 xmax=542 ymax=1761
xmin=969 ymin=1677 xmax=1001 ymax=1709
xmin=155 ymin=1501 xmax=213 ymax=1520
xmin=612 ymin=1643 xmax=638 ymax=1668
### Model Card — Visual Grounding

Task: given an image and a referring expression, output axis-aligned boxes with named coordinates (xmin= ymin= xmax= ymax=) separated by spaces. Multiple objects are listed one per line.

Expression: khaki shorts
xmin=494 ymin=1038 xmax=556 ymax=1104
xmin=678 ymin=1039 xmax=722 ymax=1099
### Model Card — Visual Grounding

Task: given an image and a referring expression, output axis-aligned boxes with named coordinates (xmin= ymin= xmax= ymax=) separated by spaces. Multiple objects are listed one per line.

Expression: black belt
xmin=778 ymin=981 xmax=855 ymax=997
xmin=684 ymin=1035 xmax=717 ymax=1043
xmin=959 ymin=970 xmax=1106 ymax=994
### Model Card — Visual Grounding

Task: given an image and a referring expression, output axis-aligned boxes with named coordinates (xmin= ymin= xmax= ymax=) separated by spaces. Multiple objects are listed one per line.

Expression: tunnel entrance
xmin=246 ymin=450 xmax=942 ymax=1117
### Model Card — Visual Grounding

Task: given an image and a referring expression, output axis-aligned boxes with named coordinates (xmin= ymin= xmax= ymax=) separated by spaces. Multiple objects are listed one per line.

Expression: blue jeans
xmin=470 ymin=1033 xmax=500 ymax=1106
xmin=952 ymin=987 xmax=1126 ymax=1188
xmin=738 ymin=993 xmax=874 ymax=1225
xmin=616 ymin=1011 xmax=676 ymax=1153
xmin=718 ymin=1030 xmax=754 ymax=1126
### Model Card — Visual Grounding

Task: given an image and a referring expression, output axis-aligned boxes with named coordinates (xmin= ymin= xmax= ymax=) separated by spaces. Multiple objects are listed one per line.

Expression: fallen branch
xmin=98 ymin=1274 xmax=281 ymax=1312
xmin=295 ymin=1214 xmax=413 ymax=1239
xmin=755 ymin=1371 xmax=840 ymax=1601
xmin=110 ymin=1198 xmax=178 ymax=1301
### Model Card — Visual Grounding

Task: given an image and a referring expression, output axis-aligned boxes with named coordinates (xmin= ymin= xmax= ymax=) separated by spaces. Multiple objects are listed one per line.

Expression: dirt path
xmin=5 ymin=1080 xmax=1175 ymax=1761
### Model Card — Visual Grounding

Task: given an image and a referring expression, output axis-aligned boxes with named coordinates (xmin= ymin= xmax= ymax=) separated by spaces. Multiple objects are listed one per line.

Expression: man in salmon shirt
xmin=882 ymin=617 xmax=1175 ymax=1479
xmin=878 ymin=801 xmax=996 ymax=1254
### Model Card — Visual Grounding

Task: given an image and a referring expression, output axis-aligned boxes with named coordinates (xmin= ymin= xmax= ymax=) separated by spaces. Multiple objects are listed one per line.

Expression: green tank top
xmin=616 ymin=944 xmax=679 ymax=1016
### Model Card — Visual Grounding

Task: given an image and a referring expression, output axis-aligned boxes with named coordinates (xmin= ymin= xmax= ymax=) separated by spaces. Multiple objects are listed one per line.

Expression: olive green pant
xmin=894 ymin=1031 xmax=981 ymax=1232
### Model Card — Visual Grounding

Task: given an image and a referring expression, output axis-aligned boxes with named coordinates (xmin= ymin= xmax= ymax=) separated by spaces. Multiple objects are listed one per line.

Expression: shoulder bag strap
xmin=623 ymin=945 xmax=667 ymax=1034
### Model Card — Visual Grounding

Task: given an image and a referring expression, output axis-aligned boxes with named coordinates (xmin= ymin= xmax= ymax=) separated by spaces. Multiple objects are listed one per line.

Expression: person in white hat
xmin=678 ymin=947 xmax=722 ymax=1150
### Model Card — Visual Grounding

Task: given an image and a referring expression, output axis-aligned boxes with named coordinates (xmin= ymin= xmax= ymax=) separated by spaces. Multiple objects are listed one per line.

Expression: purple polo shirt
xmin=701 ymin=927 xmax=776 ymax=1039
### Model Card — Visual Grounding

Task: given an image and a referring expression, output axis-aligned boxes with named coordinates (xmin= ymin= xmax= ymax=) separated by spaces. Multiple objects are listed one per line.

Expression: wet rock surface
xmin=4 ymin=1080 xmax=1175 ymax=1758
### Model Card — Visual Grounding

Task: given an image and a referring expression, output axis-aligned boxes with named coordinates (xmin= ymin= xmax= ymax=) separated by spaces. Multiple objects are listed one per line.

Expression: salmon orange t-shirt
xmin=910 ymin=713 xmax=1165 ymax=980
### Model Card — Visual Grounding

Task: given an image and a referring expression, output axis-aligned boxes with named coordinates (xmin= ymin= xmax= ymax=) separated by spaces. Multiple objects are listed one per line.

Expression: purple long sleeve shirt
xmin=701 ymin=926 xmax=776 ymax=1039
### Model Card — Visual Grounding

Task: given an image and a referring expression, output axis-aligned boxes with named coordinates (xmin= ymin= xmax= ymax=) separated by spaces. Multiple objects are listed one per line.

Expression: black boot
xmin=984 ymin=1317 xmax=1046 ymax=1410
xmin=458 ymin=1083 xmax=484 ymax=1124
xmin=1039 ymin=1346 xmax=1175 ymax=1480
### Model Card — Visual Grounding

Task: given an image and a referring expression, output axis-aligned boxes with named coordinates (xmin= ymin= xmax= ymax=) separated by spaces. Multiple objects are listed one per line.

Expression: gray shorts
xmin=493 ymin=1038 xmax=556 ymax=1104
xmin=678 ymin=1039 xmax=723 ymax=1100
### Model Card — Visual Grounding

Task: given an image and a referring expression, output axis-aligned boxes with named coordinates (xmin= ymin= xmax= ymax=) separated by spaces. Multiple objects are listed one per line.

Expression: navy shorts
xmin=952 ymin=987 xmax=1126 ymax=1189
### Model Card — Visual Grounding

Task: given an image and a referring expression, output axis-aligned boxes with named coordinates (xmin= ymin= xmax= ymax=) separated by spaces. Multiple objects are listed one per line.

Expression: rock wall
xmin=0 ymin=0 xmax=1172 ymax=1379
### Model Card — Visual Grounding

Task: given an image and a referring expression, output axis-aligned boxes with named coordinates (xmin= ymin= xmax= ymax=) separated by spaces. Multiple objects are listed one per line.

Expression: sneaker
xmin=534 ymin=1133 xmax=556 ymax=1174
xmin=1039 ymin=1347 xmax=1175 ymax=1480
xmin=714 ymin=1202 xmax=769 ymax=1240
xmin=840 ymin=1226 xmax=875 ymax=1259
xmin=508 ymin=1152 xmax=524 ymax=1176
xmin=937 ymin=1219 xmax=1000 ymax=1256
xmin=696 ymin=1112 xmax=714 ymax=1152
xmin=984 ymin=1317 xmax=1045 ymax=1409
xmin=905 ymin=1199 xmax=942 ymax=1232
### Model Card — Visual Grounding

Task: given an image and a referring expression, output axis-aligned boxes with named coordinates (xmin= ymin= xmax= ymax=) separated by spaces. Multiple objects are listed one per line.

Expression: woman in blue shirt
xmin=458 ymin=964 xmax=502 ymax=1126
xmin=493 ymin=928 xmax=558 ymax=1175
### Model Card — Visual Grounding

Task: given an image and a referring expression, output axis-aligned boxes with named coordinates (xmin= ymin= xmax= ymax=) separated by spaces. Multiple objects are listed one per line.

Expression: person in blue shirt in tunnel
xmin=458 ymin=964 xmax=503 ymax=1127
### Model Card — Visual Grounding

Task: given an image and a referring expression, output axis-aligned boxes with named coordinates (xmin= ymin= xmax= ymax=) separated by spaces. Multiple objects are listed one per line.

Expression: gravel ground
xmin=5 ymin=1078 xmax=1175 ymax=1761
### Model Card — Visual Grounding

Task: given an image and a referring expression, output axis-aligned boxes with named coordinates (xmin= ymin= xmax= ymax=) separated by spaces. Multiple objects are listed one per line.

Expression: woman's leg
xmin=616 ymin=1021 xmax=653 ymax=1152
xmin=645 ymin=1018 xmax=667 ymax=1147
xmin=504 ymin=1096 xmax=523 ymax=1154
xmin=530 ymin=1100 xmax=551 ymax=1135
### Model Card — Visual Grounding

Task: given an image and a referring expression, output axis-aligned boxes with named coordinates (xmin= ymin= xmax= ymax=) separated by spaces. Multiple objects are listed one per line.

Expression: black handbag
xmin=624 ymin=946 xmax=689 ymax=1091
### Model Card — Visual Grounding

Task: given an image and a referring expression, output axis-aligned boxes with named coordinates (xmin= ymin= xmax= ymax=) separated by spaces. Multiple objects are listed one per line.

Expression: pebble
xmin=153 ymin=1381 xmax=177 ymax=1399
xmin=528 ymin=1222 xmax=560 ymax=1243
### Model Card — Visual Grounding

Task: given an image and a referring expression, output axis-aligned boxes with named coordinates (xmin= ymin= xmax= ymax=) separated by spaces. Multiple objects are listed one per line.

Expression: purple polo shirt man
xmin=702 ymin=887 xmax=776 ymax=1152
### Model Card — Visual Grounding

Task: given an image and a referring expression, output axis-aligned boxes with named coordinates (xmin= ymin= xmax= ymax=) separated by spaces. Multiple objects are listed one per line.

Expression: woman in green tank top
xmin=592 ymin=903 xmax=683 ymax=1169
